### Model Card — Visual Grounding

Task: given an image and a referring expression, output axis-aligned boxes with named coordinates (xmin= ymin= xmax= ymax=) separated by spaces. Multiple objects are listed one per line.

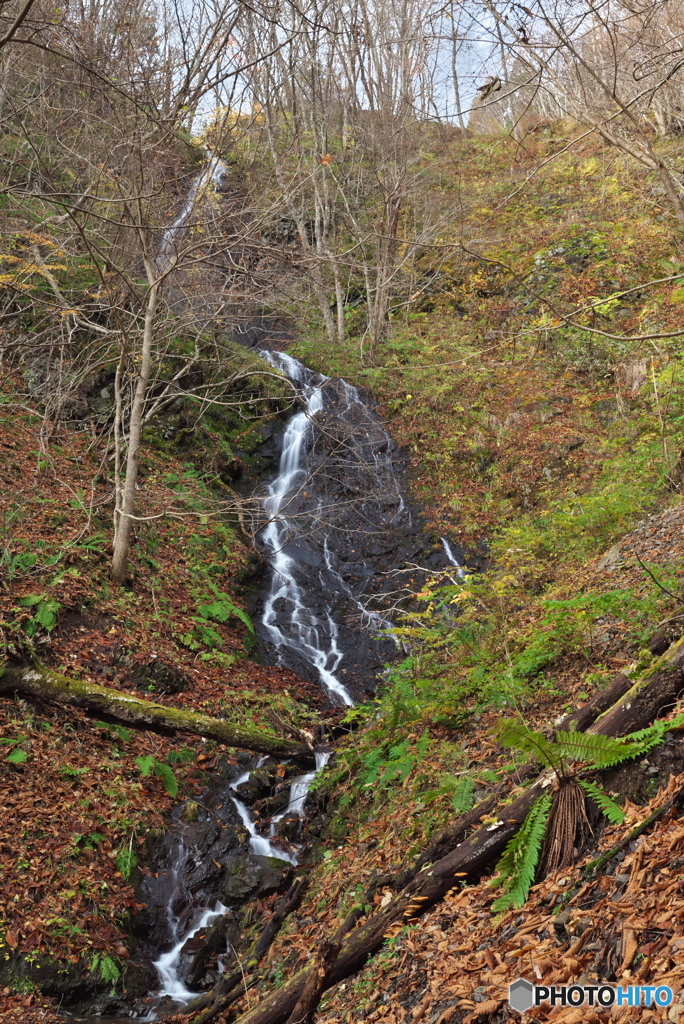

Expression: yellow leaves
xmin=491 ymin=574 xmax=519 ymax=593
xmin=578 ymin=158 xmax=599 ymax=176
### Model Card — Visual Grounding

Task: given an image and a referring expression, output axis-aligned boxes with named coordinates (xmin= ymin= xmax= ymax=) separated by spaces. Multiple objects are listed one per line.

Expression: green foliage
xmin=18 ymin=593 xmax=61 ymax=634
xmin=360 ymin=734 xmax=430 ymax=790
xmin=135 ymin=755 xmax=179 ymax=797
xmin=94 ymin=721 xmax=132 ymax=743
xmin=196 ymin=585 xmax=255 ymax=633
xmin=577 ymin=780 xmax=625 ymax=823
xmin=495 ymin=714 xmax=684 ymax=775
xmin=89 ymin=952 xmax=120 ymax=988
xmin=489 ymin=712 xmax=684 ymax=910
xmin=422 ymin=773 xmax=477 ymax=813
xmin=166 ymin=747 xmax=197 ymax=765
xmin=115 ymin=844 xmax=138 ymax=881
xmin=6 ymin=746 xmax=27 ymax=764
xmin=175 ymin=585 xmax=254 ymax=653
xmin=491 ymin=793 xmax=553 ymax=912
xmin=59 ymin=764 xmax=89 ymax=778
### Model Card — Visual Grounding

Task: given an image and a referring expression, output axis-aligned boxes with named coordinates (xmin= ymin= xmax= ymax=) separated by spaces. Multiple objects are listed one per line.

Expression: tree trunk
xmin=223 ymin=640 xmax=684 ymax=1024
xmin=111 ymin=271 xmax=159 ymax=585
xmin=0 ymin=663 xmax=315 ymax=762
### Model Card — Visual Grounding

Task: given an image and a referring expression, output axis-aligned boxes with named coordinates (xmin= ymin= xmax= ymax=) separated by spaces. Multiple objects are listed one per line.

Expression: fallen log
xmin=398 ymin=666 xmax=634 ymax=883
xmin=0 ymin=663 xmax=315 ymax=761
xmin=221 ymin=637 xmax=684 ymax=1024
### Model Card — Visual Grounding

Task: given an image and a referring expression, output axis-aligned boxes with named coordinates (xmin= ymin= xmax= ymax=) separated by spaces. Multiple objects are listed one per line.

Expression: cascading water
xmin=258 ymin=351 xmax=354 ymax=705
xmin=255 ymin=350 xmax=421 ymax=702
xmin=157 ymin=153 xmax=228 ymax=269
xmin=151 ymin=752 xmax=333 ymax=1008
xmin=441 ymin=536 xmax=466 ymax=578
xmin=135 ymin=161 xmax=468 ymax=1018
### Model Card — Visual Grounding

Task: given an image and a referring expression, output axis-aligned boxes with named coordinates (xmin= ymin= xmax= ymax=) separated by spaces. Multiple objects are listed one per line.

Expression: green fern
xmin=153 ymin=762 xmax=178 ymax=797
xmin=452 ymin=775 xmax=476 ymax=813
xmin=490 ymin=712 xmax=684 ymax=913
xmin=135 ymin=755 xmax=178 ymax=797
xmin=135 ymin=754 xmax=155 ymax=777
xmin=578 ymin=780 xmax=625 ymax=823
xmin=555 ymin=729 xmax=647 ymax=768
xmin=491 ymin=792 xmax=552 ymax=912
xmin=495 ymin=720 xmax=562 ymax=771
xmin=90 ymin=953 xmax=120 ymax=987
xmin=116 ymin=845 xmax=138 ymax=881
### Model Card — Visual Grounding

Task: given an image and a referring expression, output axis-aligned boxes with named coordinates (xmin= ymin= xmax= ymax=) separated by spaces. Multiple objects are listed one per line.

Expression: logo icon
xmin=509 ymin=978 xmax=535 ymax=1013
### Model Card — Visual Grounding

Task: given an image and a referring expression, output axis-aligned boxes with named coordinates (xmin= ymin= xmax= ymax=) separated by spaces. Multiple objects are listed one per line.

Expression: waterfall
xmin=144 ymin=160 xmax=466 ymax=1015
xmin=257 ymin=349 xmax=412 ymax=704
xmin=157 ymin=153 xmax=228 ymax=269
xmin=152 ymin=752 xmax=332 ymax=1005
xmin=258 ymin=351 xmax=354 ymax=706
xmin=441 ymin=537 xmax=466 ymax=578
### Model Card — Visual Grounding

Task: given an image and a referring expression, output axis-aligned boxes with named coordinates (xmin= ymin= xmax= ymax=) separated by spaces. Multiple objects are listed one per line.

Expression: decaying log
xmin=0 ymin=663 xmax=315 ymax=761
xmin=222 ymin=637 xmax=684 ymax=1024
xmin=399 ymin=665 xmax=635 ymax=883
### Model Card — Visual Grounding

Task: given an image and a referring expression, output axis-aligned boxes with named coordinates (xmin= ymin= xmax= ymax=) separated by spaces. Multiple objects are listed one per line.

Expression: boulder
xmin=220 ymin=854 xmax=293 ymax=903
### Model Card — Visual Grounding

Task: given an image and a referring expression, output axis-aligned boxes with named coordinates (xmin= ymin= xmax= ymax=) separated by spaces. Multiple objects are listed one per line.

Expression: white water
xmin=157 ymin=153 xmax=229 ymax=269
xmin=258 ymin=350 xmax=354 ymax=706
xmin=441 ymin=536 xmax=466 ymax=578
xmin=151 ymin=835 xmax=229 ymax=1004
xmin=229 ymin=750 xmax=332 ymax=863
xmin=147 ymin=160 xmax=460 ymax=1012
xmin=153 ymin=752 xmax=332 ymax=1005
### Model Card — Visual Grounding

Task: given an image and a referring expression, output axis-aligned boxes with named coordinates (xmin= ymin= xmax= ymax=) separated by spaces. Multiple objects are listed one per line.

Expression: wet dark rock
xmin=220 ymin=853 xmax=293 ymax=902
xmin=252 ymin=787 xmax=290 ymax=818
xmin=177 ymin=914 xmax=238 ymax=989
xmin=275 ymin=813 xmax=302 ymax=841
xmin=246 ymin=351 xmax=479 ymax=701
xmin=140 ymin=795 xmax=246 ymax=950
xmin=235 ymin=766 xmax=276 ymax=803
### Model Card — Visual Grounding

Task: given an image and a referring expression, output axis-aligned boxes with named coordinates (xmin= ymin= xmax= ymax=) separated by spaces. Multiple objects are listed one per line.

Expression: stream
xmin=67 ymin=161 xmax=466 ymax=1020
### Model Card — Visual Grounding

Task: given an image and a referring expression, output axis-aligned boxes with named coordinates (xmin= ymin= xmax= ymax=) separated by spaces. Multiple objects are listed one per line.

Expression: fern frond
xmin=495 ymin=719 xmax=562 ymax=771
xmin=555 ymin=730 xmax=644 ymax=768
xmin=135 ymin=754 xmax=154 ymax=777
xmin=491 ymin=792 xmax=552 ymax=912
xmin=626 ymin=713 xmax=684 ymax=750
xmin=153 ymin=762 xmax=179 ymax=797
xmin=578 ymin=780 xmax=625 ymax=823
xmin=452 ymin=776 xmax=475 ymax=814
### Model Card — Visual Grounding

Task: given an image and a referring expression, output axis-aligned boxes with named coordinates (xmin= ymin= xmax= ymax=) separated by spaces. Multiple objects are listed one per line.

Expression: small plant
xmin=1 ymin=736 xmax=28 ymax=764
xmin=59 ymin=765 xmax=89 ymax=778
xmin=18 ymin=593 xmax=61 ymax=634
xmin=490 ymin=713 xmax=684 ymax=912
xmin=116 ymin=840 xmax=138 ymax=881
xmin=90 ymin=952 xmax=120 ymax=988
xmin=135 ymin=755 xmax=178 ymax=797
xmin=94 ymin=721 xmax=132 ymax=743
xmin=196 ymin=584 xmax=255 ymax=634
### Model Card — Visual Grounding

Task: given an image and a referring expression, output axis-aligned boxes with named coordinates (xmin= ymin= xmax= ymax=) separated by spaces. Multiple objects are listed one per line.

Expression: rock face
xmin=246 ymin=351 xmax=471 ymax=702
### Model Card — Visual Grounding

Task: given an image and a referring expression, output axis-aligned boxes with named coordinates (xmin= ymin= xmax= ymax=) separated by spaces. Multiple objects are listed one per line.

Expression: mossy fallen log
xmin=0 ymin=663 xmax=315 ymax=762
